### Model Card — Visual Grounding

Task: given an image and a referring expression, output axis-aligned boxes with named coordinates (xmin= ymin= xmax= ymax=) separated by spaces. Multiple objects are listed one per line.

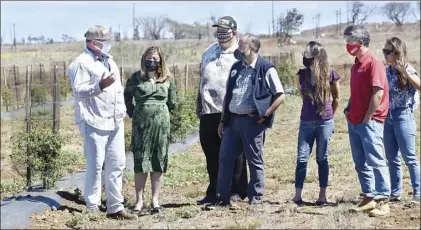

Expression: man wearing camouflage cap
xmin=196 ymin=16 xmax=248 ymax=205
xmin=68 ymin=25 xmax=136 ymax=220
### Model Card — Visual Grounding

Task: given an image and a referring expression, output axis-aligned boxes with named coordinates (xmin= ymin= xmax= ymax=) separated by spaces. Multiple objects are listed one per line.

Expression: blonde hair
xmin=385 ymin=37 xmax=409 ymax=90
xmin=140 ymin=46 xmax=171 ymax=83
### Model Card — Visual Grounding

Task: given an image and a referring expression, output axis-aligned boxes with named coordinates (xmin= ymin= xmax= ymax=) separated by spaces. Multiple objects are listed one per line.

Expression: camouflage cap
xmin=212 ymin=16 xmax=237 ymax=30
xmin=84 ymin=25 xmax=112 ymax=40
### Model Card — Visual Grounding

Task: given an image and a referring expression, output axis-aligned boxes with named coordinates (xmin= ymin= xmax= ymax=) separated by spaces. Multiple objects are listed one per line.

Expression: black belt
xmin=232 ymin=112 xmax=257 ymax=117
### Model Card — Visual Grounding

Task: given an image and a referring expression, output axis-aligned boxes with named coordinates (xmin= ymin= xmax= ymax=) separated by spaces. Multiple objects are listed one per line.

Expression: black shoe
xmin=197 ymin=196 xmax=214 ymax=205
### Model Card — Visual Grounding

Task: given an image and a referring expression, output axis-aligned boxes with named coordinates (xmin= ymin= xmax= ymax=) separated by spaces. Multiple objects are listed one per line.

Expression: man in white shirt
xmin=196 ymin=16 xmax=248 ymax=205
xmin=68 ymin=25 xmax=136 ymax=220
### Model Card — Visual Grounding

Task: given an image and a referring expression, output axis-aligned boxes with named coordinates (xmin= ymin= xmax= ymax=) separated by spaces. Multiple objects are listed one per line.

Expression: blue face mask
xmin=234 ymin=49 xmax=251 ymax=61
xmin=144 ymin=60 xmax=160 ymax=71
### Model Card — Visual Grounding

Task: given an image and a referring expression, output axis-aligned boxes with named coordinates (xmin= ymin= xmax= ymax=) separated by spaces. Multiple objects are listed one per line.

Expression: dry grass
xmin=28 ymin=87 xmax=421 ymax=229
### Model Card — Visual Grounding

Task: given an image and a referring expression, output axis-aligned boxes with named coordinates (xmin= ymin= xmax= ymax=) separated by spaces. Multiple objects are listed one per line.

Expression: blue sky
xmin=1 ymin=1 xmax=419 ymax=43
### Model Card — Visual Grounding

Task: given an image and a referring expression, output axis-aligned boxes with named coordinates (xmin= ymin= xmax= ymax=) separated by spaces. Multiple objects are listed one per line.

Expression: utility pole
xmin=312 ymin=16 xmax=315 ymax=38
xmin=9 ymin=27 xmax=12 ymax=47
xmin=272 ymin=1 xmax=275 ymax=38
xmin=336 ymin=10 xmax=339 ymax=37
xmin=132 ymin=3 xmax=135 ymax=39
xmin=339 ymin=8 xmax=342 ymax=36
xmin=347 ymin=1 xmax=349 ymax=25
xmin=268 ymin=21 xmax=271 ymax=37
xmin=315 ymin=13 xmax=321 ymax=39
xmin=13 ymin=23 xmax=16 ymax=50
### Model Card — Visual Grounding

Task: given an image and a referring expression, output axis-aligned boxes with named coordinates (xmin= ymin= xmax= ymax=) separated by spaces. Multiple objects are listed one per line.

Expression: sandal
xmin=315 ymin=200 xmax=327 ymax=206
xmin=151 ymin=206 xmax=163 ymax=214
xmin=292 ymin=199 xmax=303 ymax=205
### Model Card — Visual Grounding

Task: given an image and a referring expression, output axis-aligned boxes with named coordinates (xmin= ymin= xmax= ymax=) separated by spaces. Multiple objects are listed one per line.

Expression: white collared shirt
xmin=199 ymin=41 xmax=239 ymax=115
xmin=68 ymin=47 xmax=126 ymax=131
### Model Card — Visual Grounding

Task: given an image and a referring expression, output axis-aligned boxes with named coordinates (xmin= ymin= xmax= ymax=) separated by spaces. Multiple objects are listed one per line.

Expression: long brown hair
xmin=302 ymin=41 xmax=330 ymax=115
xmin=385 ymin=37 xmax=409 ymax=90
xmin=140 ymin=46 xmax=171 ymax=83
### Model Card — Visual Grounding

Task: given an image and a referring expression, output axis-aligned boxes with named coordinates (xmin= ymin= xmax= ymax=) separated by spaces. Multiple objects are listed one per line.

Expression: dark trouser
xmin=216 ymin=114 xmax=266 ymax=204
xmin=199 ymin=113 xmax=248 ymax=200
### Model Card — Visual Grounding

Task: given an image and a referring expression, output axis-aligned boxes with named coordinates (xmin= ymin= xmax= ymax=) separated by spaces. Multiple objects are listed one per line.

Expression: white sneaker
xmin=411 ymin=196 xmax=420 ymax=204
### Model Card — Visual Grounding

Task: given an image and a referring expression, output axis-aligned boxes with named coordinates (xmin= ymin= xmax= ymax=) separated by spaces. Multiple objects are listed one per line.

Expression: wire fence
xmin=0 ymin=51 xmax=296 ymax=189
xmin=1 ymin=62 xmax=63 ymax=189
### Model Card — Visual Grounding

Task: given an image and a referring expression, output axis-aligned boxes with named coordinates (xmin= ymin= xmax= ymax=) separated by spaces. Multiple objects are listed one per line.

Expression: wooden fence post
xmin=13 ymin=65 xmax=20 ymax=109
xmin=25 ymin=65 xmax=32 ymax=189
xmin=63 ymin=61 xmax=67 ymax=81
xmin=185 ymin=64 xmax=189 ymax=94
xmin=52 ymin=65 xmax=60 ymax=133
xmin=39 ymin=63 xmax=43 ymax=84
xmin=120 ymin=66 xmax=124 ymax=85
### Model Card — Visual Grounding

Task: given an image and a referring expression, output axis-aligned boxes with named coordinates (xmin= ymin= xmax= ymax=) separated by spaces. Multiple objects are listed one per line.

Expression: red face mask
xmin=346 ymin=43 xmax=361 ymax=56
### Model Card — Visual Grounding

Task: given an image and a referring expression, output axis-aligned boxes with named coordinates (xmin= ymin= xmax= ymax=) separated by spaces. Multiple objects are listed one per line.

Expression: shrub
xmin=169 ymin=88 xmax=199 ymax=143
xmin=60 ymin=77 xmax=72 ymax=99
xmin=10 ymin=127 xmax=67 ymax=189
xmin=277 ymin=58 xmax=297 ymax=88
xmin=31 ymin=85 xmax=49 ymax=106
xmin=124 ymin=117 xmax=132 ymax=153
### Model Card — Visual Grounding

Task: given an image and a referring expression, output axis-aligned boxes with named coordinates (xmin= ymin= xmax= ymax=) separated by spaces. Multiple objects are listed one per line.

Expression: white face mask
xmin=94 ymin=40 xmax=111 ymax=55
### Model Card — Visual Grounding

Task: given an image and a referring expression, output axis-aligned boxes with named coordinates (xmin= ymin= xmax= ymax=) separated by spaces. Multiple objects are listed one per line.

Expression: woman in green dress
xmin=124 ymin=46 xmax=176 ymax=213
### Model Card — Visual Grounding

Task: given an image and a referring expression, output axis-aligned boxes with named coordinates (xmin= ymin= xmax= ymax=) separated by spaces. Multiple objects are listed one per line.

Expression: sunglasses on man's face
xmin=382 ymin=48 xmax=394 ymax=56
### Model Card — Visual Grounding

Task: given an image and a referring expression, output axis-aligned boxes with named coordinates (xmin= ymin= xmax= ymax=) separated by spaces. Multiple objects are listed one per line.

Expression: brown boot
xmin=349 ymin=196 xmax=376 ymax=213
xmin=368 ymin=200 xmax=390 ymax=217
xmin=106 ymin=209 xmax=138 ymax=220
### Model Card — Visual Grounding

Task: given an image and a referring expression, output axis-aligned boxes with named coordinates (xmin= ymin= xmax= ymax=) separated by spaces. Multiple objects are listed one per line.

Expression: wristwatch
xmin=262 ymin=115 xmax=269 ymax=120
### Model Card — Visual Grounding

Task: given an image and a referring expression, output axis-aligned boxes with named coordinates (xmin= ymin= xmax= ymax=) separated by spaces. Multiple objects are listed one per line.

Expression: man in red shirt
xmin=343 ymin=25 xmax=391 ymax=217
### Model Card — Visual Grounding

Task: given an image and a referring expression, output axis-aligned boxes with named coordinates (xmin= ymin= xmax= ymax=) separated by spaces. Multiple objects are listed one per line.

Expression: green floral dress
xmin=124 ymin=71 xmax=176 ymax=173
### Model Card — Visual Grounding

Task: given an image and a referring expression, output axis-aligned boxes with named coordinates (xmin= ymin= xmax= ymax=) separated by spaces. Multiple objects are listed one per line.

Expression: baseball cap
xmin=84 ymin=25 xmax=112 ymax=40
xmin=212 ymin=16 xmax=237 ymax=30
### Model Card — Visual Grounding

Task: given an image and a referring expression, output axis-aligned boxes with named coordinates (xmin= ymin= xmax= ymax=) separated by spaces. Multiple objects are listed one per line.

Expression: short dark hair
xmin=244 ymin=33 xmax=261 ymax=53
xmin=343 ymin=24 xmax=370 ymax=47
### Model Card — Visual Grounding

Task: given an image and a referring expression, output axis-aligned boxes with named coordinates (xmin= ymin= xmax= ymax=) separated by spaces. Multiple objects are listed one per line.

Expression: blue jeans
xmin=295 ymin=119 xmax=334 ymax=189
xmin=217 ymin=114 xmax=266 ymax=204
xmin=348 ymin=120 xmax=391 ymax=200
xmin=384 ymin=108 xmax=420 ymax=198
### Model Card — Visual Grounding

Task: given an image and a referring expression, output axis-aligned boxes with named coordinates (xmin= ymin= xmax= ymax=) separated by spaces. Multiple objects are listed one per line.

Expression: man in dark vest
xmin=206 ymin=33 xmax=285 ymax=209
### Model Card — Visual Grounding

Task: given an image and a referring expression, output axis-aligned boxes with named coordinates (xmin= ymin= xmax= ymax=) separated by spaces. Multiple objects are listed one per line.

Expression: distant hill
xmin=300 ymin=21 xmax=420 ymax=38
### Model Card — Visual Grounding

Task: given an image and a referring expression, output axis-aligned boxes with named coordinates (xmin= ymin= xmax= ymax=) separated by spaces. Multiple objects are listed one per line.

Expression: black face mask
xmin=144 ymin=60 xmax=160 ymax=71
xmin=234 ymin=49 xmax=247 ymax=61
xmin=303 ymin=57 xmax=314 ymax=68
xmin=217 ymin=32 xmax=233 ymax=43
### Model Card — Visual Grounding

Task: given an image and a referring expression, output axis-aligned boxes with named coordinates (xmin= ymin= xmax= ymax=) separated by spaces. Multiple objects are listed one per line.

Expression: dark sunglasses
xmin=382 ymin=48 xmax=394 ymax=56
